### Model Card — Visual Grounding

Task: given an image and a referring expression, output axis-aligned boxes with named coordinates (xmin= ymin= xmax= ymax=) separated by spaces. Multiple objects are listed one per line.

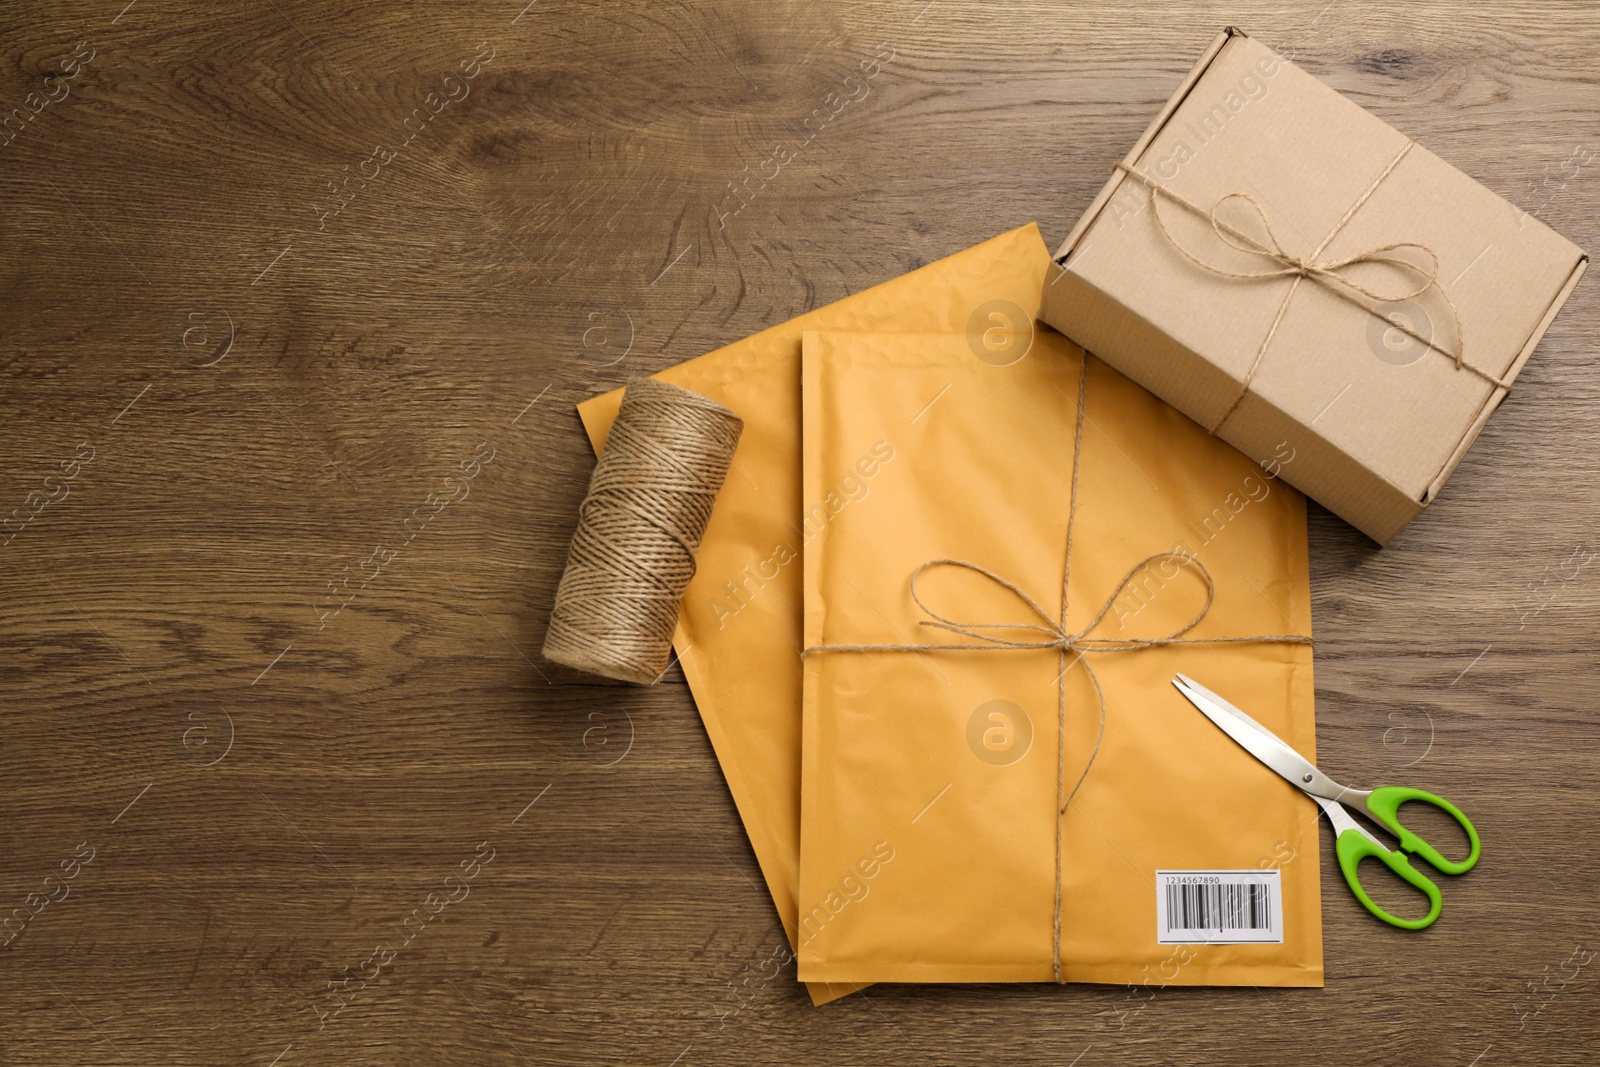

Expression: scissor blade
xmin=1172 ymin=675 xmax=1347 ymax=801
xmin=1312 ymin=795 xmax=1386 ymax=849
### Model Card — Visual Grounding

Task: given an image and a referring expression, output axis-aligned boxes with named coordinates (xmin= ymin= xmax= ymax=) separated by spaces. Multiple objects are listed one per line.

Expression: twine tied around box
xmin=1112 ymin=141 xmax=1512 ymax=434
xmin=543 ymin=378 xmax=743 ymax=685
xmin=803 ymin=354 xmax=1312 ymax=983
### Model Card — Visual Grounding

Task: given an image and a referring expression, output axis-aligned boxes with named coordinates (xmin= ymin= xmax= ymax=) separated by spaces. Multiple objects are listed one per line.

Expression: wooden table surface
xmin=3 ymin=2 xmax=1597 ymax=1064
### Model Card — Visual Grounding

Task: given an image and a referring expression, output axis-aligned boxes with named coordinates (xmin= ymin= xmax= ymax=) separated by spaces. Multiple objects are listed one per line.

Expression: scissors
xmin=1172 ymin=674 xmax=1481 ymax=930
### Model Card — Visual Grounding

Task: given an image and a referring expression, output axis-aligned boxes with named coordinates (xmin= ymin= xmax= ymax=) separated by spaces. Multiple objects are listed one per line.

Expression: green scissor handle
xmin=1364 ymin=785 xmax=1482 ymax=876
xmin=1334 ymin=829 xmax=1443 ymax=930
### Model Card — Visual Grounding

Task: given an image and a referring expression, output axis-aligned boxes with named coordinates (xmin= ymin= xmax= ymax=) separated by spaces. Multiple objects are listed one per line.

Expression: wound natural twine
xmin=543 ymin=378 xmax=743 ymax=685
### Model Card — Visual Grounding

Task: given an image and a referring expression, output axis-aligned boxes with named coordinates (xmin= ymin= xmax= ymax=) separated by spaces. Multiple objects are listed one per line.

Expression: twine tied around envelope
xmin=1113 ymin=142 xmax=1510 ymax=433
xmin=803 ymin=355 xmax=1312 ymax=982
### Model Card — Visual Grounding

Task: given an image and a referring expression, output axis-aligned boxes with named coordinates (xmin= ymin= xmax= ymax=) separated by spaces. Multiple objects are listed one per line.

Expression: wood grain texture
xmin=1 ymin=1 xmax=1597 ymax=1064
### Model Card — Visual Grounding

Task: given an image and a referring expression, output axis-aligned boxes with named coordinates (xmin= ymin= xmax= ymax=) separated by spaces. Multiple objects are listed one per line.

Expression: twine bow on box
xmin=1111 ymin=141 xmax=1511 ymax=434
xmin=802 ymin=356 xmax=1312 ymax=983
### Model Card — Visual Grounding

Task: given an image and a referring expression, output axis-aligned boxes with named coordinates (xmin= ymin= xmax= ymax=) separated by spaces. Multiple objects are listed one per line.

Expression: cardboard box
xmin=1041 ymin=28 xmax=1587 ymax=544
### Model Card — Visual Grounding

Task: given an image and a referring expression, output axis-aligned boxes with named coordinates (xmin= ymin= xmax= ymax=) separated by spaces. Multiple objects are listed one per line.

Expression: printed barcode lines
xmin=1164 ymin=880 xmax=1273 ymax=933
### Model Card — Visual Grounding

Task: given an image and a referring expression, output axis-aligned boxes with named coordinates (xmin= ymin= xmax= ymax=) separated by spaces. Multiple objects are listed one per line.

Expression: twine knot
xmin=903 ymin=553 xmax=1217 ymax=658
xmin=1185 ymin=190 xmax=1450 ymax=352
xmin=1108 ymin=144 xmax=1506 ymax=434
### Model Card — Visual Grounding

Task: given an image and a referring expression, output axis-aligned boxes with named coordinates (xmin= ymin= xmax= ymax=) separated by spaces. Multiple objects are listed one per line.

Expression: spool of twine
xmin=543 ymin=378 xmax=744 ymax=684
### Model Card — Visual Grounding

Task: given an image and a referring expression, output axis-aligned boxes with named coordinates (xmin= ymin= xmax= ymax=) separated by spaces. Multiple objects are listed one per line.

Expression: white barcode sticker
xmin=1156 ymin=870 xmax=1283 ymax=944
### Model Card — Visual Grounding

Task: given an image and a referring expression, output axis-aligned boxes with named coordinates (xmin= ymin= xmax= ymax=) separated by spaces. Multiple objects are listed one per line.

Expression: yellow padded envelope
xmin=577 ymin=225 xmax=1051 ymax=1004
xmin=797 ymin=328 xmax=1322 ymax=986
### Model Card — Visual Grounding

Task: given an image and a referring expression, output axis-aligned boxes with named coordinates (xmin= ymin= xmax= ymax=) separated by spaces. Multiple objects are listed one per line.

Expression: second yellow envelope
xmin=577 ymin=225 xmax=1050 ymax=1004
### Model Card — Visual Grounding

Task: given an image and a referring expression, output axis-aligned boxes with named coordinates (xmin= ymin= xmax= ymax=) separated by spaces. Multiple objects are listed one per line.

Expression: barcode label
xmin=1156 ymin=870 xmax=1283 ymax=944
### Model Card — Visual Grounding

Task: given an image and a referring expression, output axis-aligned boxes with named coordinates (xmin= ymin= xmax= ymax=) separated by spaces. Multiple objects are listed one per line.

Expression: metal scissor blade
xmin=1172 ymin=674 xmax=1349 ymax=802
xmin=1312 ymin=795 xmax=1386 ymax=849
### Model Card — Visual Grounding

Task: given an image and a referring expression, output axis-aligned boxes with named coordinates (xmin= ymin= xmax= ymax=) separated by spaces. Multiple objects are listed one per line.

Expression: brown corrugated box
xmin=1041 ymin=28 xmax=1587 ymax=544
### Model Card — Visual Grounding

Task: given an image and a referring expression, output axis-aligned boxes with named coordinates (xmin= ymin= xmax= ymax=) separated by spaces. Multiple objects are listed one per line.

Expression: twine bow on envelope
xmin=803 ymin=356 xmax=1312 ymax=983
xmin=1111 ymin=142 xmax=1510 ymax=433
